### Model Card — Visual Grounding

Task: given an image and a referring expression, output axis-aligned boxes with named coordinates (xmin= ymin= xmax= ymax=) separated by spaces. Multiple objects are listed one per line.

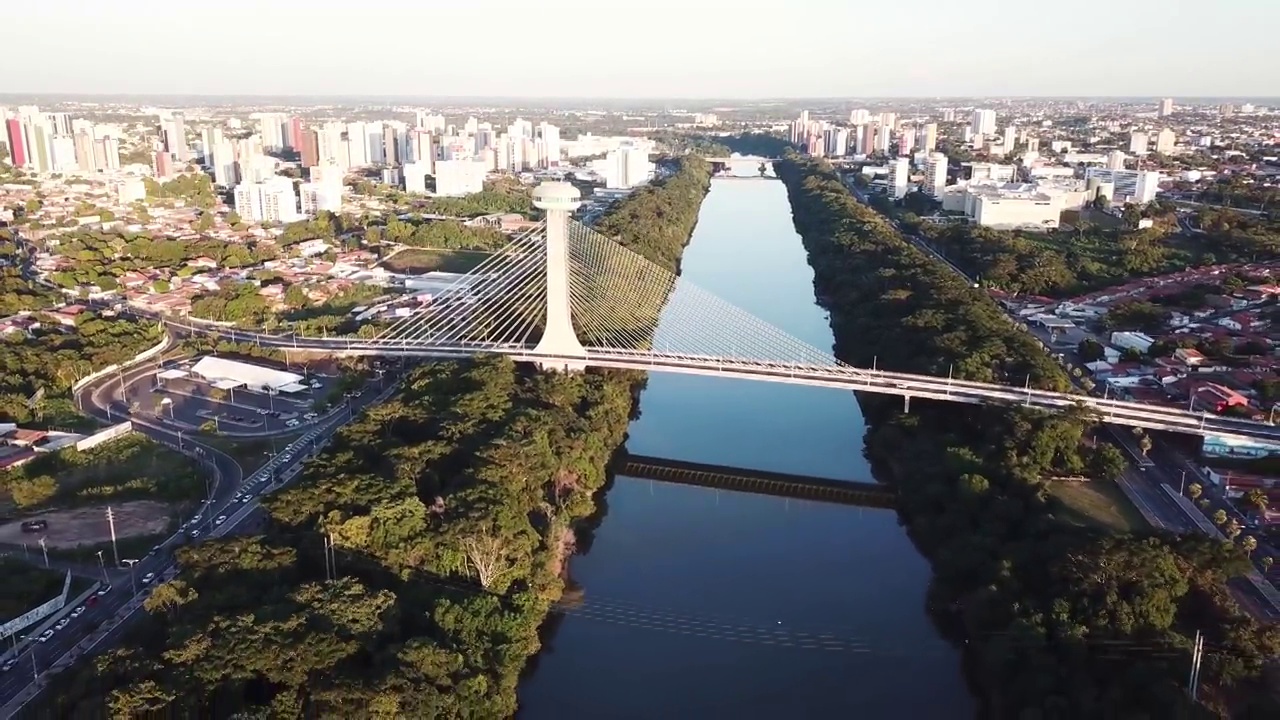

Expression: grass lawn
xmin=381 ymin=248 xmax=492 ymax=274
xmin=1048 ymin=479 xmax=1150 ymax=534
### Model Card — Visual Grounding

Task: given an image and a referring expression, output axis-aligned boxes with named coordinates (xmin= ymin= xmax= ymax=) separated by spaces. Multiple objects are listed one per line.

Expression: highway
xmin=0 ymin=347 xmax=394 ymax=712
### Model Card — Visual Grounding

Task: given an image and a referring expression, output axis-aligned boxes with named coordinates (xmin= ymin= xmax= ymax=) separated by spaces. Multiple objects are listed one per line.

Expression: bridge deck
xmin=618 ymin=453 xmax=896 ymax=509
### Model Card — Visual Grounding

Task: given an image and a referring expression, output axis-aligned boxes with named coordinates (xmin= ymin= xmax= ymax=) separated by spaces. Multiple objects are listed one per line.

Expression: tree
xmin=1224 ymin=518 xmax=1243 ymax=541
xmin=1187 ymin=482 xmax=1203 ymax=501
xmin=1092 ymin=194 xmax=1110 ymax=210
xmin=1245 ymin=487 xmax=1269 ymax=515
xmin=459 ymin=534 xmax=516 ymax=590
xmin=1263 ymin=556 xmax=1274 ymax=573
xmin=1241 ymin=535 xmax=1258 ymax=556
xmin=1077 ymin=338 xmax=1105 ymax=363
xmin=9 ymin=475 xmax=58 ymax=508
xmin=1212 ymin=508 xmax=1228 ymax=526
xmin=225 ymin=211 xmax=242 ymax=225
xmin=1138 ymin=434 xmax=1153 ymax=457
xmin=144 ymin=579 xmax=199 ymax=620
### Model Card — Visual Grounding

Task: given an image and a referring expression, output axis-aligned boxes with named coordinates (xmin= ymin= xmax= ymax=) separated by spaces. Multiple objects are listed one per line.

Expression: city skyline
xmin=8 ymin=0 xmax=1280 ymax=98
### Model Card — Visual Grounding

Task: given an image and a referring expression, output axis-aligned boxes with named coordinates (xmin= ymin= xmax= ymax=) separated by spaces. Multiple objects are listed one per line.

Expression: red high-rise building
xmin=300 ymin=128 xmax=320 ymax=168
xmin=286 ymin=117 xmax=303 ymax=151
xmin=154 ymin=150 xmax=174 ymax=179
xmin=5 ymin=118 xmax=27 ymax=167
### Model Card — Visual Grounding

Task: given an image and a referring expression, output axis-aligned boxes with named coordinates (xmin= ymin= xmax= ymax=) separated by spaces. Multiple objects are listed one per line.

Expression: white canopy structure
xmin=190 ymin=356 xmax=307 ymax=394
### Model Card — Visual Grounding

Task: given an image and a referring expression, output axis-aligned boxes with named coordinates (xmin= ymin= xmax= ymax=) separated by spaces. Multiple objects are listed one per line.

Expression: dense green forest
xmin=36 ymin=157 xmax=714 ymax=718
xmin=908 ymin=205 xmax=1280 ymax=298
xmin=776 ymin=154 xmax=1280 ymax=719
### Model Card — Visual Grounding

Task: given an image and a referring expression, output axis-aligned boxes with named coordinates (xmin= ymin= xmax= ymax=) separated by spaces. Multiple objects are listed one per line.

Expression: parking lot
xmin=117 ymin=357 xmax=364 ymax=435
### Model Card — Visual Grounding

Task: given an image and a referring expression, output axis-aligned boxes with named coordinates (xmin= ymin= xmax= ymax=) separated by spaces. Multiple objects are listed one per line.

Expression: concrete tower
xmin=531 ymin=181 xmax=587 ymax=369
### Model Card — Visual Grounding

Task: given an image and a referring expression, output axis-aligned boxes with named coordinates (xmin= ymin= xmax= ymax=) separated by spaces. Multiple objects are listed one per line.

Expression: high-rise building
xmin=434 ymin=159 xmax=487 ymax=196
xmin=1106 ymin=150 xmax=1127 ymax=170
xmin=163 ymin=113 xmax=189 ymax=161
xmin=918 ymin=123 xmax=938 ymax=153
xmin=897 ymin=132 xmax=913 ymax=156
xmin=254 ymin=113 xmax=287 ymax=151
xmin=382 ymin=124 xmax=401 ymax=166
xmin=924 ymin=153 xmax=947 ymax=197
xmin=857 ymin=125 xmax=876 ymax=156
xmin=286 ymin=117 xmax=303 ymax=151
xmin=96 ymin=136 xmax=121 ymax=171
xmin=345 ymin=122 xmax=368 ymax=166
xmin=233 ymin=178 xmax=300 ymax=224
xmin=879 ymin=112 xmax=897 ymax=131
xmin=45 ymin=112 xmax=73 ymax=136
xmin=1002 ymin=126 xmax=1017 ymax=154
xmin=300 ymin=128 xmax=320 ymax=168
xmin=154 ymin=151 xmax=174 ymax=179
xmin=50 ymin=136 xmax=77 ymax=172
xmin=416 ymin=112 xmax=446 ymax=133
xmin=402 ymin=161 xmax=429 ymax=194
xmin=1084 ymin=167 xmax=1162 ymax=204
xmin=970 ymin=163 xmax=1015 ymax=183
xmin=1155 ymin=128 xmax=1176 ymax=155
xmin=941 ymin=108 xmax=956 ymax=122
xmin=604 ymin=142 xmax=654 ymax=189
xmin=849 ymin=108 xmax=870 ymax=125
xmin=887 ymin=157 xmax=910 ymax=199
xmin=5 ymin=118 xmax=27 ymax=168
xmin=299 ymin=181 xmax=342 ymax=216
xmin=1158 ymin=98 xmax=1174 ymax=117
xmin=971 ymin=109 xmax=997 ymax=136
xmin=1129 ymin=132 xmax=1149 ymax=155
xmin=535 ymin=122 xmax=560 ymax=168
xmin=874 ymin=124 xmax=891 ymax=155
xmin=73 ymin=130 xmax=96 ymax=172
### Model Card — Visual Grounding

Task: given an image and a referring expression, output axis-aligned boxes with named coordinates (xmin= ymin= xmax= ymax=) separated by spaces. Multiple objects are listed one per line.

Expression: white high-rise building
xmin=971 ymin=109 xmax=997 ymax=136
xmin=416 ymin=112 xmax=446 ymax=133
xmin=604 ymin=142 xmax=654 ymax=189
xmin=508 ymin=118 xmax=533 ymax=138
xmin=253 ymin=113 xmax=287 ymax=150
xmin=1158 ymin=98 xmax=1174 ymax=117
xmin=887 ymin=157 xmax=910 ymax=199
xmin=1084 ymin=168 xmax=1162 ymax=204
xmin=1129 ymin=132 xmax=1149 ymax=155
xmin=1106 ymin=150 xmax=1127 ymax=170
xmin=434 ymin=159 xmax=487 ymax=196
xmin=299 ymin=181 xmax=343 ymax=216
xmin=924 ymin=153 xmax=948 ymax=197
xmin=535 ymin=122 xmax=560 ymax=168
xmin=345 ymin=122 xmax=368 ymax=166
xmin=970 ymin=163 xmax=1016 ymax=183
xmin=1002 ymin=126 xmax=1017 ymax=154
xmin=1155 ymin=128 xmax=1176 ymax=154
xmin=849 ymin=109 xmax=870 ymax=125
xmin=233 ymin=178 xmax=300 ymax=224
xmin=874 ymin=124 xmax=892 ymax=155
xmin=918 ymin=123 xmax=938 ymax=153
xmin=50 ymin=136 xmax=77 ymax=172
xmin=402 ymin=161 xmax=430 ymax=194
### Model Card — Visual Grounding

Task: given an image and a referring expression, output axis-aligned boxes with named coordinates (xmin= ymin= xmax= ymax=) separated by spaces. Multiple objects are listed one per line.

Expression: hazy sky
xmin=9 ymin=0 xmax=1279 ymax=98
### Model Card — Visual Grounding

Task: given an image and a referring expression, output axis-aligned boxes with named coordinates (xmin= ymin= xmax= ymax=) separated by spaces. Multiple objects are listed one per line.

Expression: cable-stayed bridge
xmin=163 ymin=182 xmax=1280 ymax=445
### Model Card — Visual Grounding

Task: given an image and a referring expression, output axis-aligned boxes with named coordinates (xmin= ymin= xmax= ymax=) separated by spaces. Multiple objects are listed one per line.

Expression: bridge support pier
xmin=903 ymin=395 xmax=911 ymax=413
xmin=530 ymin=182 xmax=589 ymax=373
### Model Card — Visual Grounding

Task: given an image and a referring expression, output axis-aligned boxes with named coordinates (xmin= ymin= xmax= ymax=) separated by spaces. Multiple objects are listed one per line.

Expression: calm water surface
xmin=518 ymin=161 xmax=972 ymax=719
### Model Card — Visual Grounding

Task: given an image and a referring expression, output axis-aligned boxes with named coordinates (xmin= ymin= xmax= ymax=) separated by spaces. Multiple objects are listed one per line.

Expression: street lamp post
xmin=1180 ymin=470 xmax=1187 ymax=495
xmin=96 ymin=550 xmax=108 ymax=584
xmin=38 ymin=537 xmax=49 ymax=568
xmin=122 ymin=559 xmax=139 ymax=596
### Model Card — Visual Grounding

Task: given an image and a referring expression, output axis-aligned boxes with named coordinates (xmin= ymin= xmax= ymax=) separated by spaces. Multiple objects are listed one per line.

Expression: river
xmin=518 ymin=160 xmax=972 ymax=718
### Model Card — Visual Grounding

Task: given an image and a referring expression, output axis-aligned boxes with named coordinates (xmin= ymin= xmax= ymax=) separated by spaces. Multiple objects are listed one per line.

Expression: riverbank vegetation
xmin=35 ymin=157 xmax=715 ymax=718
xmin=776 ymin=153 xmax=1280 ymax=718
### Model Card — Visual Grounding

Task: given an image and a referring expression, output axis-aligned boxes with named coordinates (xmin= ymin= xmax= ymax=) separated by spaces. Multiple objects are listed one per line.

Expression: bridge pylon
xmin=531 ymin=181 xmax=589 ymax=371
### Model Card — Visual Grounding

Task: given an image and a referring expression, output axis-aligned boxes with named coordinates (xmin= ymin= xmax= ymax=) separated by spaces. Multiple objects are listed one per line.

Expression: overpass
xmin=148 ymin=180 xmax=1280 ymax=445
xmin=618 ymin=454 xmax=895 ymax=509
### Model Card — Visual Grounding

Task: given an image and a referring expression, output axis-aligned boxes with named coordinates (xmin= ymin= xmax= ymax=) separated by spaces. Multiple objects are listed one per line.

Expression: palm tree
xmin=1245 ymin=488 xmax=1269 ymax=516
xmin=1187 ymin=482 xmax=1203 ymax=501
xmin=1138 ymin=434 xmax=1153 ymax=457
xmin=1212 ymin=508 xmax=1228 ymax=526
xmin=1241 ymin=535 xmax=1258 ymax=556
xmin=1262 ymin=556 xmax=1274 ymax=573
xmin=1225 ymin=520 xmax=1243 ymax=541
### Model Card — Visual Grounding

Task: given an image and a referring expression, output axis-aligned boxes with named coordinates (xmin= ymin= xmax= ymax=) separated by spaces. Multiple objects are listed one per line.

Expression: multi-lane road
xmin=0 ymin=343 xmax=394 ymax=712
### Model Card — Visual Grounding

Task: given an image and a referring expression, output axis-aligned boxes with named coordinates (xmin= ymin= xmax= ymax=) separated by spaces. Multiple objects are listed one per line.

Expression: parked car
xmin=285 ymin=419 xmax=300 ymax=427
xmin=141 ymin=572 xmax=156 ymax=584
xmin=95 ymin=585 xmax=111 ymax=596
xmin=38 ymin=630 xmax=54 ymax=643
xmin=55 ymin=618 xmax=70 ymax=630
xmin=70 ymin=606 xmax=85 ymax=618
